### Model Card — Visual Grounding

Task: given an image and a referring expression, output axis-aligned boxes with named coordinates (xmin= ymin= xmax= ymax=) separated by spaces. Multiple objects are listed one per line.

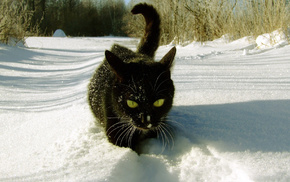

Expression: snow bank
xmin=1 ymin=36 xmax=290 ymax=181
xmin=53 ymin=29 xmax=67 ymax=37
xmin=256 ymin=29 xmax=289 ymax=49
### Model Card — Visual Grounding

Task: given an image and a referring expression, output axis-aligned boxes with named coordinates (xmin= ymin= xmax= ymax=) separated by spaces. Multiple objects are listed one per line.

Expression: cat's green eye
xmin=127 ymin=100 xmax=139 ymax=108
xmin=153 ymin=99 xmax=165 ymax=107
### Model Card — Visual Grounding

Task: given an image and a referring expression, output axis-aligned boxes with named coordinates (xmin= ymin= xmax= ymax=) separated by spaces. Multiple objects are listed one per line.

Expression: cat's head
xmin=105 ymin=47 xmax=176 ymax=131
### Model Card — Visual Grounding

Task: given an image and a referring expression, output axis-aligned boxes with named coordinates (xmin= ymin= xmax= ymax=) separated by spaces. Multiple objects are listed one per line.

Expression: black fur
xmin=88 ymin=3 xmax=176 ymax=152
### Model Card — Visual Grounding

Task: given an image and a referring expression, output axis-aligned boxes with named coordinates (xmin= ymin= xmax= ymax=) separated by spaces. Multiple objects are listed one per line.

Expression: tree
xmin=0 ymin=0 xmax=36 ymax=44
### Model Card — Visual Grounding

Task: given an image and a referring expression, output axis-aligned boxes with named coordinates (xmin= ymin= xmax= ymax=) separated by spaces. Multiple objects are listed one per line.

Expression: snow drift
xmin=53 ymin=29 xmax=67 ymax=37
xmin=256 ymin=29 xmax=290 ymax=49
xmin=0 ymin=35 xmax=290 ymax=181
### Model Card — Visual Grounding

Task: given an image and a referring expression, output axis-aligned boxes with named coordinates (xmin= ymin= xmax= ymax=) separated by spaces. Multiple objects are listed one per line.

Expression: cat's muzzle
xmin=132 ymin=113 xmax=154 ymax=130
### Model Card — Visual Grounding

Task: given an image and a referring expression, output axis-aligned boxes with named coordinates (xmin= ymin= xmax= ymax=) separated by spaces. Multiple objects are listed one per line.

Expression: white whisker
xmin=106 ymin=121 xmax=130 ymax=136
xmin=156 ymin=126 xmax=167 ymax=153
xmin=153 ymin=71 xmax=168 ymax=91
xmin=117 ymin=83 xmax=137 ymax=93
xmin=166 ymin=119 xmax=185 ymax=131
xmin=131 ymin=76 xmax=138 ymax=93
xmin=155 ymin=79 xmax=171 ymax=92
xmin=116 ymin=124 xmax=133 ymax=146
xmin=159 ymin=123 xmax=175 ymax=150
xmin=156 ymin=88 xmax=169 ymax=95
xmin=128 ymin=125 xmax=137 ymax=148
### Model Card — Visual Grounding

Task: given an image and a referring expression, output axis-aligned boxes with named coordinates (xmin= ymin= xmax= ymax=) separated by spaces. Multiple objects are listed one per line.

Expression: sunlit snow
xmin=0 ymin=33 xmax=289 ymax=181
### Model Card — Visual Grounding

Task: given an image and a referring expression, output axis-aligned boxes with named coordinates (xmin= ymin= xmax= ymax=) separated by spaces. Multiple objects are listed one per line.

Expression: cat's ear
xmin=105 ymin=50 xmax=126 ymax=79
xmin=160 ymin=47 xmax=176 ymax=69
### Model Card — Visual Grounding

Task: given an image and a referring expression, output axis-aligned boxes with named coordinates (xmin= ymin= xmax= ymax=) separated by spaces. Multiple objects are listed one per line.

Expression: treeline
xmin=27 ymin=0 xmax=127 ymax=36
xmin=0 ymin=0 xmax=289 ymax=45
xmin=0 ymin=0 xmax=34 ymax=44
xmin=0 ymin=0 xmax=127 ymax=44
xmin=125 ymin=0 xmax=290 ymax=44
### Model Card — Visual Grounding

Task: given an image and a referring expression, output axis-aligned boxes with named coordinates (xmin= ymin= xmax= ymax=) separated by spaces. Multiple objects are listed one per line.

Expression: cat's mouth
xmin=128 ymin=114 xmax=156 ymax=130
xmin=139 ymin=123 xmax=153 ymax=130
xmin=133 ymin=122 xmax=154 ymax=131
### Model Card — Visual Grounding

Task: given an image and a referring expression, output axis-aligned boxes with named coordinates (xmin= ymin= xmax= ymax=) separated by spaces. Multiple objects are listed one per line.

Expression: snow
xmin=0 ymin=34 xmax=290 ymax=181
xmin=256 ymin=29 xmax=290 ymax=49
xmin=53 ymin=29 xmax=67 ymax=37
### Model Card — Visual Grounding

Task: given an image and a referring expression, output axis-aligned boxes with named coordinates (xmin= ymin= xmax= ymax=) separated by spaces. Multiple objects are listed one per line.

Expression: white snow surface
xmin=53 ymin=29 xmax=67 ymax=37
xmin=256 ymin=29 xmax=290 ymax=49
xmin=0 ymin=36 xmax=290 ymax=182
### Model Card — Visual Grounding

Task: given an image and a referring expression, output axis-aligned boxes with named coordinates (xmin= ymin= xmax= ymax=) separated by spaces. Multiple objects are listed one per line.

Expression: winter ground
xmin=0 ymin=35 xmax=289 ymax=181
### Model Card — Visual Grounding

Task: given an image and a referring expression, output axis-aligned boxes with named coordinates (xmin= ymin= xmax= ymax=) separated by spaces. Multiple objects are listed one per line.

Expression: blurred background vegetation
xmin=0 ymin=0 xmax=289 ymax=45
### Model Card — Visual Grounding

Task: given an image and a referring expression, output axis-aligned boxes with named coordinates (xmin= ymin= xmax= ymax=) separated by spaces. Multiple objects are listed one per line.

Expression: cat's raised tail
xmin=131 ymin=3 xmax=160 ymax=58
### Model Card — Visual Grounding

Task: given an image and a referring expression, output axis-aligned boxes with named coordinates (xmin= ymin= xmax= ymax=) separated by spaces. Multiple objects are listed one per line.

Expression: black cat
xmin=88 ymin=3 xmax=176 ymax=152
